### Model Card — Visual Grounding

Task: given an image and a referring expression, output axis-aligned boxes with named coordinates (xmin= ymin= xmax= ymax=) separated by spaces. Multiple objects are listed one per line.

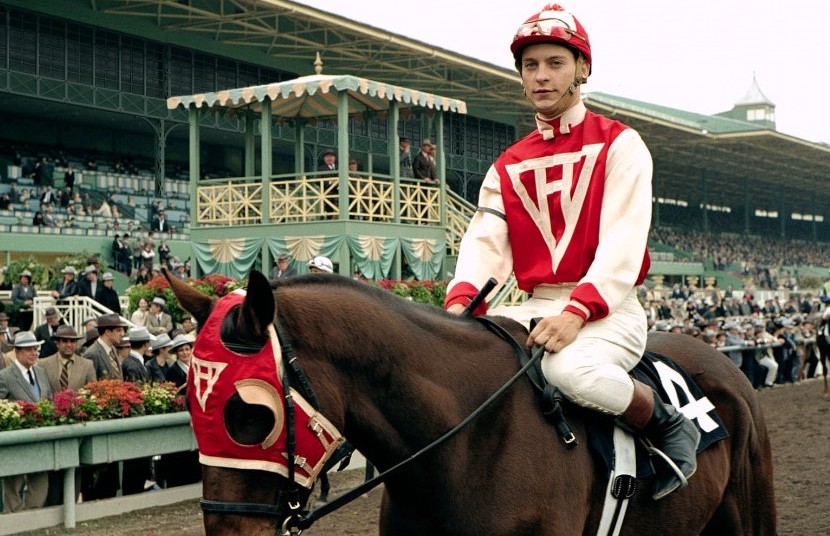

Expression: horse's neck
xmin=282 ymin=287 xmax=514 ymax=469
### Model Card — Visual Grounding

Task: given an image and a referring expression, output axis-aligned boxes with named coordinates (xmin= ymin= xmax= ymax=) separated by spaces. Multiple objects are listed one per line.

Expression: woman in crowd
xmin=130 ymin=297 xmax=150 ymax=327
xmin=11 ymin=270 xmax=37 ymax=306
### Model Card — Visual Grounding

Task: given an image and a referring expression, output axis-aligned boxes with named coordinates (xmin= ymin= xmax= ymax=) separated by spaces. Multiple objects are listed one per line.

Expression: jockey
xmin=445 ymin=3 xmax=700 ymax=500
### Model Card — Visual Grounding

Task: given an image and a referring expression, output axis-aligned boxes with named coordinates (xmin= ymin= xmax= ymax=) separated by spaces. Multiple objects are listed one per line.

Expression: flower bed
xmin=127 ymin=273 xmax=243 ymax=323
xmin=0 ymin=380 xmax=185 ymax=432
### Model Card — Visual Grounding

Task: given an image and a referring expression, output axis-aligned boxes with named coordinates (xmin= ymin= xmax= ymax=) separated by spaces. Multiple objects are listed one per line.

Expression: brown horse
xmin=166 ymin=270 xmax=776 ymax=536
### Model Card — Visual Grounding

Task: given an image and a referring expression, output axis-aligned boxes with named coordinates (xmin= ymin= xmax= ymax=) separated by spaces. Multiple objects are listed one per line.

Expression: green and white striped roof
xmin=167 ymin=74 xmax=467 ymax=118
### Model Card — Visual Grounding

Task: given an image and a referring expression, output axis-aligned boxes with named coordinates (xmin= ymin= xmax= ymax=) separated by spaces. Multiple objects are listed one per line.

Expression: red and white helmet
xmin=511 ymin=4 xmax=592 ymax=72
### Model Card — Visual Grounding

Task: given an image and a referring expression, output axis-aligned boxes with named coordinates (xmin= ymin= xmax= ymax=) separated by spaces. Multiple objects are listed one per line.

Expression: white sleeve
xmin=448 ymin=165 xmax=514 ymax=301
xmin=578 ymin=129 xmax=652 ymax=315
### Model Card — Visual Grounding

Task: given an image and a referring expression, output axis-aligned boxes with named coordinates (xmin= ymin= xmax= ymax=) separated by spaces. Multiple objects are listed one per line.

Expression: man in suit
xmin=412 ymin=139 xmax=436 ymax=183
xmin=0 ymin=332 xmax=53 ymax=512
xmin=39 ymin=325 xmax=96 ymax=393
xmin=318 ymin=149 xmax=337 ymax=172
xmin=64 ymin=164 xmax=76 ymax=193
xmin=82 ymin=313 xmax=126 ymax=380
xmin=151 ymin=209 xmax=170 ymax=233
xmin=268 ymin=253 xmax=298 ymax=283
xmin=0 ymin=312 xmax=18 ymax=354
xmin=399 ymin=137 xmax=415 ymax=178
xmin=146 ymin=297 xmax=173 ymax=336
xmin=51 ymin=266 xmax=80 ymax=303
xmin=120 ymin=326 xmax=154 ymax=495
xmin=80 ymin=314 xmax=126 ymax=500
xmin=38 ymin=324 xmax=96 ymax=506
xmin=121 ymin=326 xmax=151 ymax=385
xmin=78 ymin=265 xmax=99 ymax=301
xmin=40 ymin=185 xmax=57 ymax=205
xmin=95 ymin=273 xmax=121 ymax=314
xmin=34 ymin=307 xmax=66 ymax=358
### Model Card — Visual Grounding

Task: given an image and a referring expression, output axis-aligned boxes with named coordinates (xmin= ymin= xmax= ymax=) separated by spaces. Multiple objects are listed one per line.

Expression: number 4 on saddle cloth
xmin=587 ymin=352 xmax=729 ymax=481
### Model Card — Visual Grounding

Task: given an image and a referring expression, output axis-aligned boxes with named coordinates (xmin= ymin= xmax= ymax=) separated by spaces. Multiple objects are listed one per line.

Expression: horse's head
xmin=164 ymin=269 xmax=344 ymax=535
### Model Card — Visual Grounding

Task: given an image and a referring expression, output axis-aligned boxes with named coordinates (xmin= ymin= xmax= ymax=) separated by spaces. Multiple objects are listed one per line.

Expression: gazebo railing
xmin=195 ymin=174 xmax=442 ymax=226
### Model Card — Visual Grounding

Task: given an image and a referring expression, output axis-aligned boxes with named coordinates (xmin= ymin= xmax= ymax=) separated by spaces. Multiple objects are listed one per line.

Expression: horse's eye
xmin=224 ymin=393 xmax=277 ymax=446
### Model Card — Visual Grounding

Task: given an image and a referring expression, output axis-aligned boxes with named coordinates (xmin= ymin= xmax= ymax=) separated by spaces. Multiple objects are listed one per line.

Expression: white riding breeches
xmin=489 ymin=285 xmax=647 ymax=415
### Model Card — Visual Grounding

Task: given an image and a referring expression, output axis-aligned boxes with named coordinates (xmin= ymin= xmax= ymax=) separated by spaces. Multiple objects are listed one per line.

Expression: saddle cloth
xmin=586 ymin=351 xmax=729 ymax=479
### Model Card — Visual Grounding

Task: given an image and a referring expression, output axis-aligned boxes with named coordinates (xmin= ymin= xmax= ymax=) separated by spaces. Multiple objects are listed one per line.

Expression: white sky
xmin=299 ymin=0 xmax=830 ymax=144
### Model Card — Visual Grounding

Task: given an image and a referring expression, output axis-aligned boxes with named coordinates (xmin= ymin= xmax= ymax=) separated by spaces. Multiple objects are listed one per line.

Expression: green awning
xmin=167 ymin=74 xmax=467 ymax=118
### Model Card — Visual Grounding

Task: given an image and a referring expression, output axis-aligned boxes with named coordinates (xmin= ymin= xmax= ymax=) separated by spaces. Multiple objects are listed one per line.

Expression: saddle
xmin=475 ymin=316 xmax=729 ymax=478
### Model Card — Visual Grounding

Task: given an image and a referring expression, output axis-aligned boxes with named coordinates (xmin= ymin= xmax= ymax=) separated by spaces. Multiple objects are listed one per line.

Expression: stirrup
xmin=640 ymin=437 xmax=692 ymax=498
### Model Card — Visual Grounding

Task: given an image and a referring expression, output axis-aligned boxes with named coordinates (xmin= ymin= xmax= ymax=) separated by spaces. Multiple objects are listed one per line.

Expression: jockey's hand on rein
xmin=446 ymin=303 xmax=466 ymax=315
xmin=527 ymin=312 xmax=583 ymax=353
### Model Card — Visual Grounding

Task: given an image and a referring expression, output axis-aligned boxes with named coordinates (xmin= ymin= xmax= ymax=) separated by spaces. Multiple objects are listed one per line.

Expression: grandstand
xmin=1 ymin=0 xmax=829 ymax=292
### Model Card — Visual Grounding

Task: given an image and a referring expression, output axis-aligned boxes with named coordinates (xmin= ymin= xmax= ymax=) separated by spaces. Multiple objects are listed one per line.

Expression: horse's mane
xmin=271 ymin=274 xmax=525 ymax=375
xmin=273 ymin=274 xmax=468 ymax=325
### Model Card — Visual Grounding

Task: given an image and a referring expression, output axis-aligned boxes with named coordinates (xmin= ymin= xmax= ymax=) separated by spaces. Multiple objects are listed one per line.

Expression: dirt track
xmin=22 ymin=378 xmax=830 ymax=535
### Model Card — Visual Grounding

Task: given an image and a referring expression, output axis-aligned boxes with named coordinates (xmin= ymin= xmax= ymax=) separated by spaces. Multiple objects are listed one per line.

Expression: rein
xmin=199 ymin=281 xmax=545 ymax=535
xmin=289 ymin=344 xmax=546 ymax=533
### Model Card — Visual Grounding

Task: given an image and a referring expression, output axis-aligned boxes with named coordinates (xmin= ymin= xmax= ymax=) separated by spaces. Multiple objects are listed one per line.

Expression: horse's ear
xmin=162 ymin=267 xmax=215 ymax=326
xmin=239 ymin=270 xmax=275 ymax=338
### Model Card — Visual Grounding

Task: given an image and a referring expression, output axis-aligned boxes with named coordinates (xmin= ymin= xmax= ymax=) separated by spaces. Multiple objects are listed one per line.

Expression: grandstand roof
xmin=584 ymin=92 xmax=830 ymax=215
xmin=17 ymin=0 xmax=830 ymax=229
xmin=88 ymin=0 xmax=522 ymax=118
xmin=167 ymin=74 xmax=467 ymax=117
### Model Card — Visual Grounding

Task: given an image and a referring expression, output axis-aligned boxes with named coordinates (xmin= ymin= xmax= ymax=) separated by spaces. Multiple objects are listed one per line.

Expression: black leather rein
xmin=200 ymin=283 xmax=544 ymax=535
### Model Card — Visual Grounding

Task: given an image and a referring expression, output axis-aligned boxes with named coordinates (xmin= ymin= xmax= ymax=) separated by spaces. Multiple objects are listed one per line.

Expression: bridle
xmin=199 ymin=290 xmax=545 ymax=536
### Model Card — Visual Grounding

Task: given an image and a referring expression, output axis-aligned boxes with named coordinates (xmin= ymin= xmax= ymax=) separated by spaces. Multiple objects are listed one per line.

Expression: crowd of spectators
xmin=1 ymin=145 xmax=197 ymax=238
xmin=642 ymin=284 xmax=828 ymax=389
xmin=650 ymin=226 xmax=830 ymax=290
xmin=0 ymin=302 xmax=199 ymax=512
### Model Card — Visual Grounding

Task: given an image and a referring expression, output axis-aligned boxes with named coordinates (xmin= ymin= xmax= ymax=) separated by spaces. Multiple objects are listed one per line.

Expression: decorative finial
xmin=314 ymin=52 xmax=323 ymax=75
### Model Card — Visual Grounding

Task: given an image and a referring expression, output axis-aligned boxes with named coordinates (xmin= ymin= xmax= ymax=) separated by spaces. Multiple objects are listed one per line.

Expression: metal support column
xmin=337 ymin=91 xmax=350 ymax=222
xmin=389 ymin=101 xmax=401 ymax=223
xmin=294 ymin=120 xmax=305 ymax=175
xmin=188 ymin=107 xmax=201 ymax=278
xmin=436 ymin=111 xmax=446 ymax=227
xmin=261 ymin=99 xmax=273 ymax=272
xmin=245 ymin=110 xmax=256 ymax=177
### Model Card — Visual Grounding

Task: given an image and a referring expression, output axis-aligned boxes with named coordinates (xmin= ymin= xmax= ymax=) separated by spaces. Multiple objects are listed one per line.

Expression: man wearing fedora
xmin=39 ymin=324 xmax=95 ymax=506
xmin=39 ymin=325 xmax=96 ymax=393
xmin=34 ymin=306 xmax=66 ymax=359
xmin=0 ymin=332 xmax=52 ymax=512
xmin=121 ymin=327 xmax=154 ymax=495
xmin=146 ymin=297 xmax=172 ymax=336
xmin=122 ymin=327 xmax=152 ymax=384
xmin=318 ymin=149 xmax=337 ymax=172
xmin=78 ymin=265 xmax=99 ymax=301
xmin=51 ymin=266 xmax=80 ymax=302
xmin=95 ymin=272 xmax=121 ymax=314
xmin=83 ymin=313 xmax=126 ymax=380
xmin=0 ymin=312 xmax=17 ymax=354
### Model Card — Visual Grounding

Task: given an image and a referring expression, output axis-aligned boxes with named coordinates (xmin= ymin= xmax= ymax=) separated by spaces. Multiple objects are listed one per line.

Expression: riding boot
xmin=618 ymin=379 xmax=701 ymax=501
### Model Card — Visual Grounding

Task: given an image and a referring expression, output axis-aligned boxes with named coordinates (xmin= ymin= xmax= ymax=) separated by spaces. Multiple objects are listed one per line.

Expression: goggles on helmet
xmin=514 ymin=17 xmax=587 ymax=46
